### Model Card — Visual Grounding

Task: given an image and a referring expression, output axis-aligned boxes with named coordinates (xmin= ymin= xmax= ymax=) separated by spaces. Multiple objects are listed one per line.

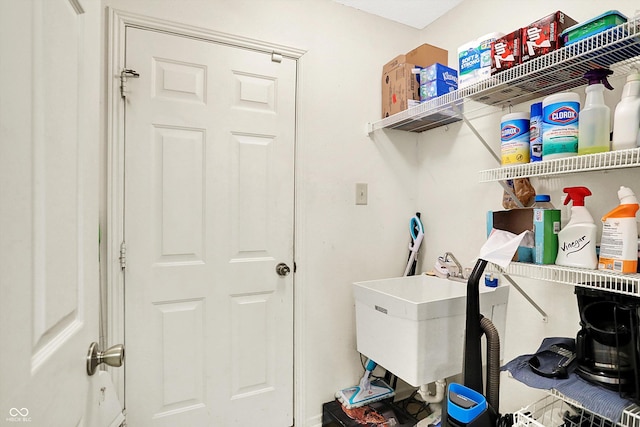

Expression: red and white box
xmin=521 ymin=11 xmax=577 ymax=63
xmin=492 ymin=30 xmax=521 ymax=74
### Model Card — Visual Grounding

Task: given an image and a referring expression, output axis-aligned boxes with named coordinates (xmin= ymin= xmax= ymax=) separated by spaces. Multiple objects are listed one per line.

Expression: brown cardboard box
xmin=521 ymin=11 xmax=577 ymax=63
xmin=487 ymin=208 xmax=561 ymax=264
xmin=408 ymin=44 xmax=448 ymax=67
xmin=382 ymin=63 xmax=421 ymax=118
xmin=487 ymin=209 xmax=535 ymax=263
xmin=381 ymin=43 xmax=448 ymax=118
xmin=382 ymin=43 xmax=448 ymax=74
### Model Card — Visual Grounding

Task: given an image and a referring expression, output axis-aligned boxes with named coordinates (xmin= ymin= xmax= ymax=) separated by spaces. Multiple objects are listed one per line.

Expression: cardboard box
xmin=381 ymin=43 xmax=448 ymax=117
xmin=487 ymin=208 xmax=561 ymax=264
xmin=521 ymin=11 xmax=578 ymax=63
xmin=381 ymin=63 xmax=421 ymax=118
xmin=492 ymin=30 xmax=521 ymax=74
xmin=382 ymin=43 xmax=448 ymax=75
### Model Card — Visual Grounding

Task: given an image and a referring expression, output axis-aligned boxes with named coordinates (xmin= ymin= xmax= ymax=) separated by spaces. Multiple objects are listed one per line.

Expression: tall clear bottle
xmin=578 ymin=69 xmax=614 ymax=155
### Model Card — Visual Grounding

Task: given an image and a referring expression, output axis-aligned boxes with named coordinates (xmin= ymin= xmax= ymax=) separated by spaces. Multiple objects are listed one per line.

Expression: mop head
xmin=335 ymin=378 xmax=395 ymax=409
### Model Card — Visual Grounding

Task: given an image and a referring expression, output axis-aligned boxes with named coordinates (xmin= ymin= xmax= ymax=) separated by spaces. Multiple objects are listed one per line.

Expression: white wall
xmin=415 ymin=0 xmax=640 ymax=413
xmin=101 ymin=0 xmax=423 ymax=424
xmin=100 ymin=0 xmax=640 ymax=423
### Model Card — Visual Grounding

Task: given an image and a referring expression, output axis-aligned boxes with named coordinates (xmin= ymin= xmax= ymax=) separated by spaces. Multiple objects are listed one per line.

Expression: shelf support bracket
xmin=497 ymin=180 xmax=525 ymax=208
xmin=458 ymin=110 xmax=501 ymax=164
xmin=455 ymin=106 xmax=524 ymax=208
xmin=502 ymin=273 xmax=548 ymax=322
xmin=456 ymin=105 xmax=542 ymax=318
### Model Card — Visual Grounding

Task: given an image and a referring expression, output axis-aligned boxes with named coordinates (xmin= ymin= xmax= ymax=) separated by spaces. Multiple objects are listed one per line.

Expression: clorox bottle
xmin=599 ymin=186 xmax=639 ymax=274
xmin=542 ymin=92 xmax=580 ymax=160
xmin=578 ymin=69 xmax=614 ymax=155
xmin=555 ymin=187 xmax=598 ymax=269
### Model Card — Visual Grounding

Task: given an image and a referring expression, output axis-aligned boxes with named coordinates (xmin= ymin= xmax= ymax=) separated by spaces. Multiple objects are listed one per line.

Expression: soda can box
xmin=420 ymin=79 xmax=457 ymax=102
xmin=492 ymin=30 xmax=521 ymax=74
xmin=419 ymin=63 xmax=458 ymax=86
xmin=521 ymin=11 xmax=578 ymax=63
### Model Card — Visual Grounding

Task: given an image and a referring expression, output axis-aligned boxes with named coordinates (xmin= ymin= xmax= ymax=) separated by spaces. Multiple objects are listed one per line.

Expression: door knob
xmin=276 ymin=262 xmax=291 ymax=276
xmin=87 ymin=342 xmax=125 ymax=376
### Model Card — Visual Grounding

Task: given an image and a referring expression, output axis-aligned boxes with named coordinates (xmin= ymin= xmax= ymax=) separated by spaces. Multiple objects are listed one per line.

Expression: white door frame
xmin=105 ymin=8 xmax=306 ymax=424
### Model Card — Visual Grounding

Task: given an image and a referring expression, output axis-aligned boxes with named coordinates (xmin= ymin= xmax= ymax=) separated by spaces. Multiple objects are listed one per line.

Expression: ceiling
xmin=332 ymin=0 xmax=464 ymax=30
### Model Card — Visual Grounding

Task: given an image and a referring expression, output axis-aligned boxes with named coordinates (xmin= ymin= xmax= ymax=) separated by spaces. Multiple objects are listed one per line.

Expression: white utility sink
xmin=353 ymin=274 xmax=509 ymax=387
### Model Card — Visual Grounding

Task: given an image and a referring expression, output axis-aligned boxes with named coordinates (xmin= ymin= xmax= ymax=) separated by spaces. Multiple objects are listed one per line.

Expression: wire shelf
xmin=487 ymin=263 xmax=640 ymax=297
xmin=368 ymin=15 xmax=640 ymax=134
xmin=514 ymin=390 xmax=640 ymax=427
xmin=514 ymin=394 xmax=586 ymax=427
xmin=478 ymin=148 xmax=640 ymax=181
xmin=621 ymin=405 xmax=640 ymax=427
xmin=514 ymin=394 xmax=621 ymax=427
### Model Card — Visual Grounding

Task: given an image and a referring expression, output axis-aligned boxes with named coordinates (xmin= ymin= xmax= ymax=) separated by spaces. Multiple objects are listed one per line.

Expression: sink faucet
xmin=443 ymin=252 xmax=464 ymax=280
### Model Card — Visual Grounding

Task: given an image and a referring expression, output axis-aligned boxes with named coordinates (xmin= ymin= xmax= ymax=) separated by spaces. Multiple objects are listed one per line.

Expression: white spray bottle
xmin=578 ymin=69 xmax=613 ymax=155
xmin=612 ymin=71 xmax=640 ymax=150
xmin=555 ymin=186 xmax=598 ymax=269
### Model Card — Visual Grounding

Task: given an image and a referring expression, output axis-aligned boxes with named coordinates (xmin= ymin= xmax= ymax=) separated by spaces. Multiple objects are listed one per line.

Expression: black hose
xmin=481 ymin=315 xmax=501 ymax=414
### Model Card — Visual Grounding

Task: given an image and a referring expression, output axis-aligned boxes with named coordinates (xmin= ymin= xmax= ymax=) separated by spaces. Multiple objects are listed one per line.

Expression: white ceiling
xmin=333 ymin=0 xmax=464 ymax=30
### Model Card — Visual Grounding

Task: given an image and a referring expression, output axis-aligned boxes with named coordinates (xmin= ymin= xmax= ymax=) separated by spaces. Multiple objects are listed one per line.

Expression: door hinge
xmin=120 ymin=68 xmax=140 ymax=99
xmin=119 ymin=241 xmax=127 ymax=270
xmin=271 ymin=52 xmax=283 ymax=63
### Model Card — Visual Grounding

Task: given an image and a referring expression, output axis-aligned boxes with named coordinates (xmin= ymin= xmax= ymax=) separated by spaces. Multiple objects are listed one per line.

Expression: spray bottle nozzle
xmin=584 ymin=69 xmax=614 ymax=90
xmin=563 ymin=186 xmax=592 ymax=207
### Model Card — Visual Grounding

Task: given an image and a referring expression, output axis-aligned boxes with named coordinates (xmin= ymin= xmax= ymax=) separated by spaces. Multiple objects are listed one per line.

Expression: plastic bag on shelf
xmin=503 ymin=178 xmax=536 ymax=208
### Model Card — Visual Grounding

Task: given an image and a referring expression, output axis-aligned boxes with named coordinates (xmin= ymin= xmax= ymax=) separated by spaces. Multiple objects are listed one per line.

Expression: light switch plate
xmin=356 ymin=183 xmax=368 ymax=205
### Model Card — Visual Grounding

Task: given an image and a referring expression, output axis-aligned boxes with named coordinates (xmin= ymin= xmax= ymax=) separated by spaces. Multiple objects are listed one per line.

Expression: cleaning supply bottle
xmin=578 ymin=69 xmax=614 ymax=155
xmin=555 ymin=187 xmax=598 ymax=269
xmin=598 ymin=186 xmax=639 ymax=274
xmin=612 ymin=71 xmax=640 ymax=150
xmin=542 ymin=92 xmax=580 ymax=160
xmin=532 ymin=194 xmax=554 ymax=209
xmin=533 ymin=194 xmax=561 ymax=265
xmin=529 ymin=102 xmax=543 ymax=162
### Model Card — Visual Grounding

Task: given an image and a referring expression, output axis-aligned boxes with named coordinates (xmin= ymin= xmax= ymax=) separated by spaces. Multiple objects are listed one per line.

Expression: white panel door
xmin=123 ymin=28 xmax=296 ymax=426
xmin=0 ymin=0 xmax=101 ymax=425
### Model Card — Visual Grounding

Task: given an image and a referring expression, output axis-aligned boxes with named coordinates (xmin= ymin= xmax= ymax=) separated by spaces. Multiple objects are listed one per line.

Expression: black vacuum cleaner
xmin=442 ymin=259 xmax=503 ymax=427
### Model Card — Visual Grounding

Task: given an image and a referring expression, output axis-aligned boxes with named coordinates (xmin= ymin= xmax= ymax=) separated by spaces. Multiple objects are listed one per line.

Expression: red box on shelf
xmin=521 ymin=11 xmax=577 ymax=63
xmin=492 ymin=30 xmax=521 ymax=74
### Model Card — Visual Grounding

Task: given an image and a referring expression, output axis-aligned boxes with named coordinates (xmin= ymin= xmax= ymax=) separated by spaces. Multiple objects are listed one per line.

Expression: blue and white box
xmin=419 ymin=63 xmax=458 ymax=101
xmin=420 ymin=63 xmax=458 ymax=86
xmin=420 ymin=79 xmax=457 ymax=101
